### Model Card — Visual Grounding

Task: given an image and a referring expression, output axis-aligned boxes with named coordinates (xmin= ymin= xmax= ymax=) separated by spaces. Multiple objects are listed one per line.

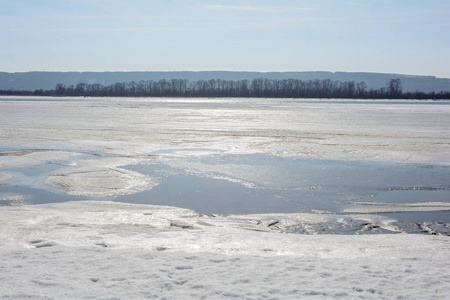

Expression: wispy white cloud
xmin=287 ymin=7 xmax=318 ymax=11
xmin=204 ymin=5 xmax=278 ymax=13
xmin=118 ymin=26 xmax=201 ymax=33
xmin=204 ymin=5 xmax=316 ymax=13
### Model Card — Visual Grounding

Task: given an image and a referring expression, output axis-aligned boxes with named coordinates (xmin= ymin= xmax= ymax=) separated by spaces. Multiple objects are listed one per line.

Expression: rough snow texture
xmin=0 ymin=201 xmax=449 ymax=299
xmin=0 ymin=195 xmax=25 ymax=206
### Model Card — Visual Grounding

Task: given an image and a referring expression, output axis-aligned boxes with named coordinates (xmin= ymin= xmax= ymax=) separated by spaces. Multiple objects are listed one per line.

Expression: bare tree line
xmin=1 ymin=78 xmax=449 ymax=99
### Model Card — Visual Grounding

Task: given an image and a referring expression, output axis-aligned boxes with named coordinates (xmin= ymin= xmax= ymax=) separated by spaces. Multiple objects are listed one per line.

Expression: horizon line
xmin=0 ymin=70 xmax=443 ymax=78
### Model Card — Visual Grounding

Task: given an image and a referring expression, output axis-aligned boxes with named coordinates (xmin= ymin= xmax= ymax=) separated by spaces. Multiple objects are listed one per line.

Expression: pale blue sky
xmin=1 ymin=0 xmax=449 ymax=77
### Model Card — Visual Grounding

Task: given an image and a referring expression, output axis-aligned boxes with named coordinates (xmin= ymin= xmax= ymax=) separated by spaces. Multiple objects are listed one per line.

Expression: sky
xmin=1 ymin=0 xmax=450 ymax=78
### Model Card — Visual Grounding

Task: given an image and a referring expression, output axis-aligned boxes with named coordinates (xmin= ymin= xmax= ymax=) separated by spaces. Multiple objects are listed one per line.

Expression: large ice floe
xmin=44 ymin=157 xmax=151 ymax=197
xmin=0 ymin=172 xmax=11 ymax=181
xmin=0 ymin=97 xmax=449 ymax=298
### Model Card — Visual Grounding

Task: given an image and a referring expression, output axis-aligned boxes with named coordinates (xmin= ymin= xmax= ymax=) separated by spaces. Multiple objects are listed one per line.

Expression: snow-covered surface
xmin=1 ymin=97 xmax=449 ymax=165
xmin=0 ymin=201 xmax=449 ymax=299
xmin=0 ymin=195 xmax=25 ymax=206
xmin=1 ymin=97 xmax=449 ymax=298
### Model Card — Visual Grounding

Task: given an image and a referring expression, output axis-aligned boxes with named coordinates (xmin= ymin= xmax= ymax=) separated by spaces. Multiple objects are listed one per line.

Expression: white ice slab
xmin=344 ymin=201 xmax=450 ymax=213
xmin=44 ymin=157 xmax=153 ymax=197
xmin=0 ymin=172 xmax=11 ymax=181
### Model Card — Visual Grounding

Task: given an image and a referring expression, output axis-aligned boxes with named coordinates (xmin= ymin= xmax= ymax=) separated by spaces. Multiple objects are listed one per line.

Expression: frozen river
xmin=1 ymin=96 xmax=450 ymax=299
xmin=1 ymin=96 xmax=449 ymax=231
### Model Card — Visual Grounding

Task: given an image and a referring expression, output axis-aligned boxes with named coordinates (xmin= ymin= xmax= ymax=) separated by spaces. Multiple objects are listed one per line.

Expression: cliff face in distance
xmin=1 ymin=71 xmax=450 ymax=93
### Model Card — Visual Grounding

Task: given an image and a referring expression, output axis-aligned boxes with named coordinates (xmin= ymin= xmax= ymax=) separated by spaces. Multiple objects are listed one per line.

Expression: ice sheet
xmin=1 ymin=97 xmax=449 ymax=165
xmin=0 ymin=201 xmax=449 ymax=299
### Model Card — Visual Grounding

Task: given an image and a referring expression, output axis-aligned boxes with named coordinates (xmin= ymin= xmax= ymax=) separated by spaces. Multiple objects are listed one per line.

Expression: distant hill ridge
xmin=1 ymin=71 xmax=450 ymax=93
